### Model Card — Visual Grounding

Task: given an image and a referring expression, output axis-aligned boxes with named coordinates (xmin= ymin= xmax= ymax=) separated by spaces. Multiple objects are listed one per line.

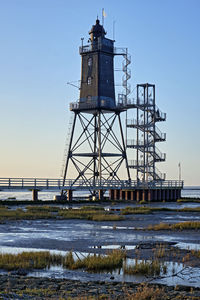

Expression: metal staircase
xmin=122 ymin=52 xmax=131 ymax=103
xmin=127 ymin=83 xmax=166 ymax=182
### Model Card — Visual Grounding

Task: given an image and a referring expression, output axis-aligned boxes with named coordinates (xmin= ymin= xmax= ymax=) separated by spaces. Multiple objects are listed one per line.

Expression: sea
xmin=0 ymin=187 xmax=199 ymax=201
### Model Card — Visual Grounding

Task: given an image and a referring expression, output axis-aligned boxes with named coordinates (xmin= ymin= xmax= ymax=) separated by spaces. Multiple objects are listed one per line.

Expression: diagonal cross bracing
xmin=62 ymin=110 xmax=130 ymax=195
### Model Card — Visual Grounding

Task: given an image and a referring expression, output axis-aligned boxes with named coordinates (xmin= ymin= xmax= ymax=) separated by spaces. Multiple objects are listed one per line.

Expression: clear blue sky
xmin=0 ymin=0 xmax=199 ymax=185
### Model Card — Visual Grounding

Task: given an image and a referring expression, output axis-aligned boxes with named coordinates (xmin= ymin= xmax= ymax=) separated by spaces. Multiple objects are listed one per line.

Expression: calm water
xmin=0 ymin=188 xmax=199 ymax=201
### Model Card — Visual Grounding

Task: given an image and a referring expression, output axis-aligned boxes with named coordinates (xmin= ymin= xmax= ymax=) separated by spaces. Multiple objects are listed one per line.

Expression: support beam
xmin=120 ymin=190 xmax=125 ymax=200
xmin=142 ymin=190 xmax=146 ymax=201
xmin=154 ymin=190 xmax=158 ymax=201
xmin=177 ymin=189 xmax=181 ymax=199
xmin=109 ymin=189 xmax=114 ymax=200
xmin=99 ymin=190 xmax=104 ymax=201
xmin=136 ymin=190 xmax=140 ymax=202
xmin=170 ymin=189 xmax=173 ymax=201
xmin=166 ymin=189 xmax=169 ymax=201
xmin=174 ymin=189 xmax=177 ymax=200
xmin=32 ymin=189 xmax=38 ymax=201
xmin=158 ymin=189 xmax=161 ymax=201
xmin=114 ymin=189 xmax=120 ymax=200
xmin=148 ymin=190 xmax=152 ymax=202
xmin=67 ymin=190 xmax=73 ymax=202
xmin=162 ymin=189 xmax=166 ymax=201
xmin=125 ymin=191 xmax=131 ymax=201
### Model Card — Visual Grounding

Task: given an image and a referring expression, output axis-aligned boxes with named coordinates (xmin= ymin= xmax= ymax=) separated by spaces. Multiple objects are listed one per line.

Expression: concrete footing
xmin=108 ymin=188 xmax=182 ymax=202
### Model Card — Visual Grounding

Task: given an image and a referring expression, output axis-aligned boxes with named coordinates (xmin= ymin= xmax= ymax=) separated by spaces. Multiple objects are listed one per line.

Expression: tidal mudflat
xmin=0 ymin=201 xmax=200 ymax=299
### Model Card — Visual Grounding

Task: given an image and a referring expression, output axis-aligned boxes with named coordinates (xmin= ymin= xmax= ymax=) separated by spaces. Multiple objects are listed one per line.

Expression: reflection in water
xmin=26 ymin=258 xmax=200 ymax=288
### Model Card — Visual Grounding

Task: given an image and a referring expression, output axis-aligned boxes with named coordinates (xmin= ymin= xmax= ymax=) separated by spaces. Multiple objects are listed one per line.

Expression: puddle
xmin=150 ymin=262 xmax=200 ymax=287
xmin=101 ymin=226 xmax=136 ymax=230
xmin=175 ymin=242 xmax=200 ymax=251
xmin=89 ymin=245 xmax=136 ymax=250
xmin=0 ymin=246 xmax=67 ymax=256
xmin=164 ymin=215 xmax=200 ymax=220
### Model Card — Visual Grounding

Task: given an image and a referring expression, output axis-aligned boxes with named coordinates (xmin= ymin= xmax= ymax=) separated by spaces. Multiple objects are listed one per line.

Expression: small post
xmin=158 ymin=189 xmax=162 ymax=201
xmin=114 ymin=189 xmax=119 ymax=200
xmin=67 ymin=190 xmax=73 ymax=202
xmin=162 ymin=189 xmax=166 ymax=201
xmin=99 ymin=190 xmax=104 ymax=201
xmin=142 ymin=190 xmax=146 ymax=201
xmin=154 ymin=189 xmax=158 ymax=201
xmin=136 ymin=190 xmax=140 ymax=202
xmin=131 ymin=190 xmax=134 ymax=201
xmin=81 ymin=37 xmax=84 ymax=51
xmin=32 ymin=189 xmax=38 ymax=201
xmin=148 ymin=190 xmax=152 ymax=202
xmin=109 ymin=189 xmax=114 ymax=200
xmin=174 ymin=189 xmax=177 ymax=200
xmin=178 ymin=162 xmax=181 ymax=184
xmin=166 ymin=189 xmax=169 ymax=201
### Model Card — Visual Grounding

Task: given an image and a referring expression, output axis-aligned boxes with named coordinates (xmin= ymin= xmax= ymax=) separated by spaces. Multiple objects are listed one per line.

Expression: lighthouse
xmin=62 ymin=19 xmax=130 ymax=198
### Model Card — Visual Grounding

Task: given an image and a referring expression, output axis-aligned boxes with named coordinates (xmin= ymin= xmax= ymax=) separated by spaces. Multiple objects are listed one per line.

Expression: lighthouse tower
xmin=62 ymin=19 xmax=130 ymax=197
xmin=80 ymin=19 xmax=116 ymax=109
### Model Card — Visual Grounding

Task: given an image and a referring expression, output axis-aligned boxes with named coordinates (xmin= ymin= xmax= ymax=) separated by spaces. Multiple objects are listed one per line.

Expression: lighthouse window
xmin=87 ymin=77 xmax=92 ymax=85
xmin=88 ymin=57 xmax=92 ymax=67
xmin=87 ymin=95 xmax=92 ymax=101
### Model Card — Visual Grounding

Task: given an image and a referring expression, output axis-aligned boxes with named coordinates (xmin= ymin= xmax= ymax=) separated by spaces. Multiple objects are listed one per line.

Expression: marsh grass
xmin=120 ymin=206 xmax=173 ymax=215
xmin=177 ymin=207 xmax=200 ymax=212
xmin=120 ymin=206 xmax=151 ymax=215
xmin=0 ymin=207 xmax=53 ymax=221
xmin=58 ymin=208 xmax=124 ymax=221
xmin=80 ymin=205 xmax=104 ymax=211
xmin=124 ymin=259 xmax=167 ymax=276
xmin=0 ymin=251 xmax=63 ymax=270
xmin=147 ymin=221 xmax=200 ymax=231
xmin=191 ymin=249 xmax=200 ymax=258
xmin=0 ymin=206 xmax=123 ymax=221
xmin=0 ymin=250 xmax=125 ymax=273
xmin=1 ymin=204 xmax=200 ymax=222
xmin=92 ymin=214 xmax=124 ymax=221
xmin=26 ymin=205 xmax=60 ymax=212
xmin=63 ymin=250 xmax=126 ymax=272
xmin=120 ymin=206 xmax=200 ymax=215
xmin=154 ymin=243 xmax=166 ymax=258
xmin=177 ymin=198 xmax=200 ymax=203
xmin=126 ymin=283 xmax=167 ymax=300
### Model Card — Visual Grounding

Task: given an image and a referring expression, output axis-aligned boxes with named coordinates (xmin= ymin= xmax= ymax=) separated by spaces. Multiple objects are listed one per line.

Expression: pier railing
xmin=0 ymin=178 xmax=183 ymax=191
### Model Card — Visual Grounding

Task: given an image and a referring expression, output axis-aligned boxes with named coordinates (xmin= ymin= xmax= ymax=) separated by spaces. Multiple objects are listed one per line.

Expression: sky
xmin=0 ymin=0 xmax=199 ymax=185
